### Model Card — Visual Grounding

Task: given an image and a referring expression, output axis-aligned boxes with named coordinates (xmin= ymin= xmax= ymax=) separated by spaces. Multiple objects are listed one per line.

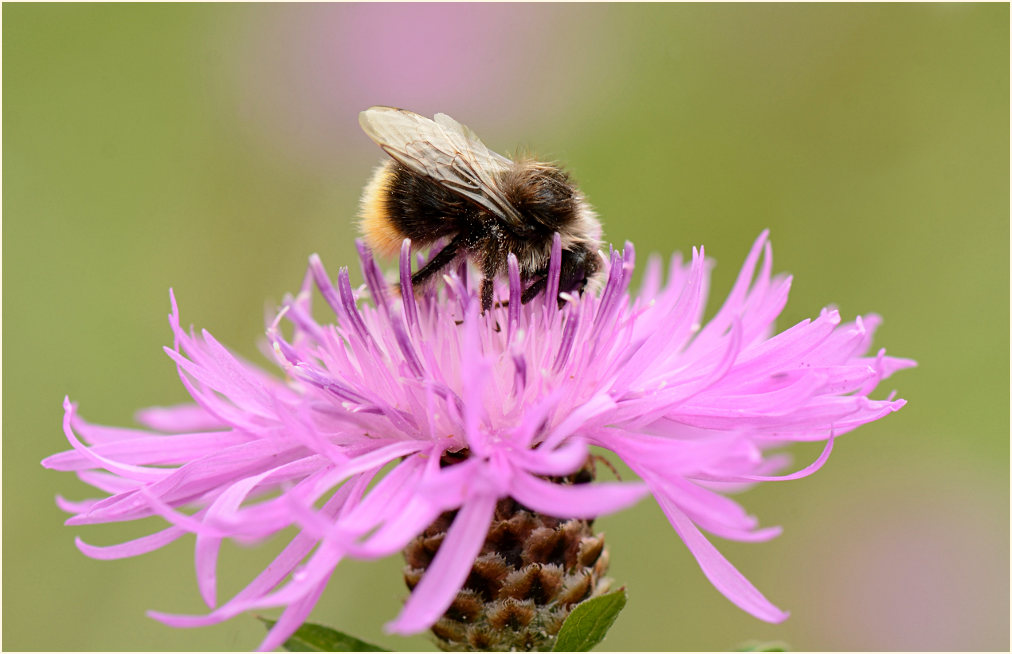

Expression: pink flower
xmin=44 ymin=231 xmax=913 ymax=650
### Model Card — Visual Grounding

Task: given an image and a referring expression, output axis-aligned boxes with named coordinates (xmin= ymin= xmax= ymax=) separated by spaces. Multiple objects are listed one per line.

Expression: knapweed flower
xmin=44 ymin=231 xmax=913 ymax=651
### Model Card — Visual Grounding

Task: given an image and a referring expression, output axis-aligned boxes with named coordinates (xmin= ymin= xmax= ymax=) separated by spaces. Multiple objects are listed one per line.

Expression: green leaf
xmin=734 ymin=640 xmax=789 ymax=651
xmin=257 ymin=617 xmax=389 ymax=652
xmin=552 ymin=588 xmax=628 ymax=651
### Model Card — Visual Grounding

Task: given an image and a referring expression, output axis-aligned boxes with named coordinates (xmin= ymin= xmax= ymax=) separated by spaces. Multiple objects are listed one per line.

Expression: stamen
xmin=399 ymin=239 xmax=419 ymax=332
xmin=391 ymin=312 xmax=425 ymax=379
xmin=337 ymin=268 xmax=372 ymax=346
xmin=308 ymin=256 xmax=354 ymax=334
xmin=590 ymin=249 xmax=626 ymax=343
xmin=356 ymin=240 xmax=390 ymax=316
xmin=507 ymin=253 xmax=521 ymax=340
xmin=543 ymin=233 xmax=563 ymax=316
xmin=553 ymin=313 xmax=580 ymax=373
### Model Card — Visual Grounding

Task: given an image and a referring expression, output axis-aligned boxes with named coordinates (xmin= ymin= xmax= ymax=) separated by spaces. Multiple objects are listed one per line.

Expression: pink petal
xmin=151 ymin=488 xmax=351 ymax=628
xmin=75 ymin=526 xmax=188 ymax=560
xmin=135 ymin=403 xmax=225 ymax=432
xmin=386 ymin=494 xmax=496 ymax=635
xmin=512 ymin=438 xmax=589 ymax=476
xmin=50 ymin=399 xmax=171 ymax=482
xmin=44 ymin=430 xmax=252 ymax=470
xmin=509 ymin=473 xmax=648 ymax=520
xmin=655 ymin=493 xmax=789 ymax=623
xmin=256 ymin=573 xmax=332 ymax=652
xmin=695 ymin=433 xmax=836 ymax=484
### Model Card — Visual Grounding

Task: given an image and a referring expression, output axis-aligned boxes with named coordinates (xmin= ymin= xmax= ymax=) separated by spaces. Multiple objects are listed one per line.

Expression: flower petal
xmin=655 ymin=492 xmax=789 ymax=623
xmin=385 ymin=494 xmax=497 ymax=635
xmin=256 ymin=573 xmax=332 ymax=652
xmin=509 ymin=472 xmax=649 ymax=520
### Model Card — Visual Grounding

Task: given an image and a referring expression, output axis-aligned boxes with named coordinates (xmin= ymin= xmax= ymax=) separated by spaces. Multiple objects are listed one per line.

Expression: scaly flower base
xmin=404 ymin=459 xmax=611 ymax=651
xmin=405 ymin=496 xmax=610 ymax=652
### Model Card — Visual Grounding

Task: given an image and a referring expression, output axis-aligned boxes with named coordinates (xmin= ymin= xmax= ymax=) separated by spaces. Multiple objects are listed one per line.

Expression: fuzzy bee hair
xmin=358 ymin=107 xmax=603 ymax=312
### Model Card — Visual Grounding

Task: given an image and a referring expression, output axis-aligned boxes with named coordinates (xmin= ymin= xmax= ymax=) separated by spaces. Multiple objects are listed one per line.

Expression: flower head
xmin=44 ymin=231 xmax=913 ymax=650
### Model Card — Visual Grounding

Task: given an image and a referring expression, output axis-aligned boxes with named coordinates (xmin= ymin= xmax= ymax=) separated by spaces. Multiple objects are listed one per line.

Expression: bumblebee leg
xmin=410 ymin=234 xmax=464 ymax=288
xmin=479 ymin=238 xmax=512 ymax=313
xmin=521 ymin=247 xmax=591 ymax=307
xmin=520 ymin=276 xmax=548 ymax=304
xmin=558 ymin=248 xmax=590 ymax=297
xmin=478 ymin=278 xmax=495 ymax=314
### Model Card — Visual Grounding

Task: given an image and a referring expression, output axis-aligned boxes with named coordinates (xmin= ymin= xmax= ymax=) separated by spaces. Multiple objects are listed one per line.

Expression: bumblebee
xmin=358 ymin=107 xmax=602 ymax=312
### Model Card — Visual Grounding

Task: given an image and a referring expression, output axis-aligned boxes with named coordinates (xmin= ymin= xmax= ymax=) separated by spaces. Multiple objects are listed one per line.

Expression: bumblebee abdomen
xmin=359 ymin=161 xmax=474 ymax=256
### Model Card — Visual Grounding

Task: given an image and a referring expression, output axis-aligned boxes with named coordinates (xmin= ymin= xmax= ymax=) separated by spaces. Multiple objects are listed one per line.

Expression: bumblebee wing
xmin=359 ymin=107 xmax=522 ymax=223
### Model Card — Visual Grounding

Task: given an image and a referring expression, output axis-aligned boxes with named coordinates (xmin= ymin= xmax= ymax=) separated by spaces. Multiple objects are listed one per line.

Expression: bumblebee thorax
xmin=500 ymin=162 xmax=579 ymax=234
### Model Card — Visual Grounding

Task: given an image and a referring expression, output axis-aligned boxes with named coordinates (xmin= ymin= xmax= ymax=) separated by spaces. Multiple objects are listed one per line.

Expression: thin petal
xmin=50 ymin=399 xmax=170 ymax=482
xmin=150 ymin=487 xmax=353 ymax=628
xmin=256 ymin=573 xmax=332 ymax=652
xmin=75 ymin=527 xmax=187 ymax=560
xmin=135 ymin=403 xmax=225 ymax=432
xmin=509 ymin=473 xmax=648 ymax=520
xmin=512 ymin=438 xmax=589 ymax=476
xmin=656 ymin=494 xmax=789 ymax=623
xmin=386 ymin=494 xmax=496 ymax=634
xmin=694 ymin=433 xmax=836 ymax=483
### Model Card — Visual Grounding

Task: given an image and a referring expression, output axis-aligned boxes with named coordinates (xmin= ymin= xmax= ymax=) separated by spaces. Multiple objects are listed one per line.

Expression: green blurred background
xmin=4 ymin=3 xmax=1008 ymax=651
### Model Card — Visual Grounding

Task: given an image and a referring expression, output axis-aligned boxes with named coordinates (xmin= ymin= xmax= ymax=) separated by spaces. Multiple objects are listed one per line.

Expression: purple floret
xmin=44 ymin=231 xmax=913 ymax=650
